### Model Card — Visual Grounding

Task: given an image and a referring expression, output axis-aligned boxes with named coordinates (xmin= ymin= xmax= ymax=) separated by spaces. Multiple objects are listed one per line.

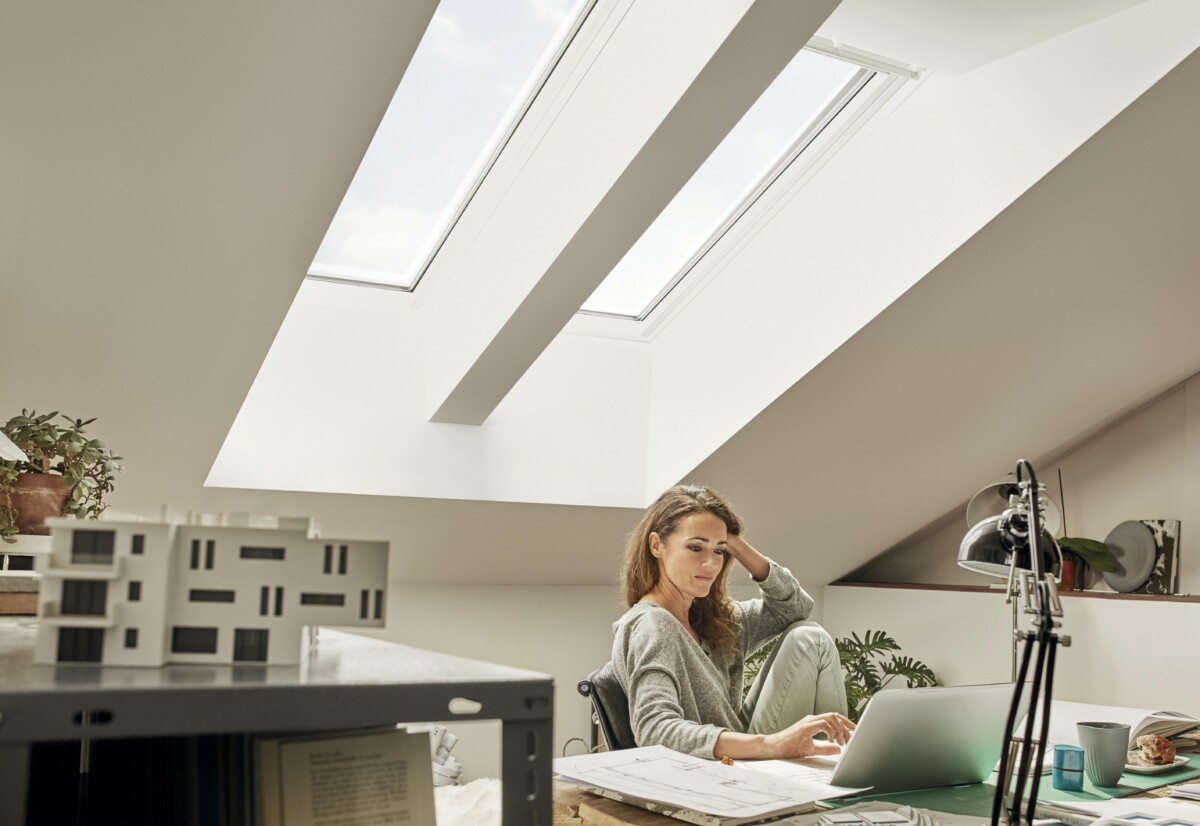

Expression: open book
xmin=555 ymin=745 xmax=864 ymax=826
xmin=1011 ymin=700 xmax=1198 ymax=774
xmin=254 ymin=727 xmax=435 ymax=826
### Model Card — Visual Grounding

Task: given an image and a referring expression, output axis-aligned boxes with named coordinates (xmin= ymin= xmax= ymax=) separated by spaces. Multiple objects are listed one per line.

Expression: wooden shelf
xmin=831 ymin=580 xmax=1200 ymax=603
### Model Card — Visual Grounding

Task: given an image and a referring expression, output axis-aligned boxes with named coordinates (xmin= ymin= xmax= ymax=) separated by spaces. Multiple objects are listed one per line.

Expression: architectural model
xmin=32 ymin=513 xmax=388 ymax=666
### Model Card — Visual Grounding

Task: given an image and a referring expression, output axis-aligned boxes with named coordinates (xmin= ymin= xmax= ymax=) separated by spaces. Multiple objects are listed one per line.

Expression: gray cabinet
xmin=0 ymin=620 xmax=553 ymax=825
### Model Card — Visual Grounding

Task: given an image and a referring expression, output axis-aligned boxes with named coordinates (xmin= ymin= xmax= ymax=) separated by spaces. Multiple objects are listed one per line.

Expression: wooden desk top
xmin=554 ymin=771 xmax=1200 ymax=826
xmin=554 ymin=781 xmax=681 ymax=826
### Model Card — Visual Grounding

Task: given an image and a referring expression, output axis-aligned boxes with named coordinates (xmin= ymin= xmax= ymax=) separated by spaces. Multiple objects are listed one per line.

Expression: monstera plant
xmin=0 ymin=410 xmax=123 ymax=542
xmin=836 ymin=629 xmax=938 ymax=723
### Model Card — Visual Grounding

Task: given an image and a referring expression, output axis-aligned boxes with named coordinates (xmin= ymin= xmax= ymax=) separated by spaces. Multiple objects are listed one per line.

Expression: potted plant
xmin=835 ymin=629 xmax=938 ymax=723
xmin=1056 ymin=536 xmax=1117 ymax=591
xmin=0 ymin=410 xmax=123 ymax=542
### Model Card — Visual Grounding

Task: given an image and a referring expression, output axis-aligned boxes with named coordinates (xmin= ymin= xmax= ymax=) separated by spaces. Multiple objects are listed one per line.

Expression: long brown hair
xmin=621 ymin=484 xmax=743 ymax=651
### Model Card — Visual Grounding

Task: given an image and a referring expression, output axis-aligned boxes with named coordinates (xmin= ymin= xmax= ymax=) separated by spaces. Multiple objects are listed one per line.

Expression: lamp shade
xmin=959 ymin=513 xmax=1061 ymax=578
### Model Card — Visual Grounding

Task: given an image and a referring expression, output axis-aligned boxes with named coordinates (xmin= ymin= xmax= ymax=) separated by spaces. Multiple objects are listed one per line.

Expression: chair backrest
xmin=577 ymin=661 xmax=636 ymax=751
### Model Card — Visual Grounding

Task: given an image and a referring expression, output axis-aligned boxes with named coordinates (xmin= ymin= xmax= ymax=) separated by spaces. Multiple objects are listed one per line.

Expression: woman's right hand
xmin=764 ymin=711 xmax=855 ymax=759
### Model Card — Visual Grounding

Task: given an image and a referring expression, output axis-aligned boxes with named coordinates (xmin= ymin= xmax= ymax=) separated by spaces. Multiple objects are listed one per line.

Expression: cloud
xmin=325 ymin=203 xmax=441 ymax=274
xmin=426 ymin=12 xmax=471 ymax=65
xmin=526 ymin=0 xmax=572 ymax=27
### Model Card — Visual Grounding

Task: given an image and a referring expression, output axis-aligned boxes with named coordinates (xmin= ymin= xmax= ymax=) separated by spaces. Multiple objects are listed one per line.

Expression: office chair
xmin=577 ymin=662 xmax=636 ymax=751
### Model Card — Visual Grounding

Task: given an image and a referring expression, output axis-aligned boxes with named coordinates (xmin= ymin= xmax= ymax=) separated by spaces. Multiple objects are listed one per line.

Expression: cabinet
xmin=0 ymin=619 xmax=553 ymax=825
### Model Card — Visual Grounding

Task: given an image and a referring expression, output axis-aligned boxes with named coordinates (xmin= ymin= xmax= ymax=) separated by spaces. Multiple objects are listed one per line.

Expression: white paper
xmin=278 ymin=729 xmax=435 ymax=826
xmin=554 ymin=745 xmax=863 ymax=821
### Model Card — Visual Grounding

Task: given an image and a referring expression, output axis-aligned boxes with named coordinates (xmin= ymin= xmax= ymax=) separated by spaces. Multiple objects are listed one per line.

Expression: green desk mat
xmin=822 ymin=756 xmax=1200 ymax=817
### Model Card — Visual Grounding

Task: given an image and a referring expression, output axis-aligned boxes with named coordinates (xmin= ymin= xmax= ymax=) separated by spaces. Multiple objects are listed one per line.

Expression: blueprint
xmin=554 ymin=745 xmax=865 ymax=825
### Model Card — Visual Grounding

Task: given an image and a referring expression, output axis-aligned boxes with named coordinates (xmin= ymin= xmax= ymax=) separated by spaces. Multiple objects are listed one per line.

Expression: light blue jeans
xmin=742 ymin=620 xmax=848 ymax=734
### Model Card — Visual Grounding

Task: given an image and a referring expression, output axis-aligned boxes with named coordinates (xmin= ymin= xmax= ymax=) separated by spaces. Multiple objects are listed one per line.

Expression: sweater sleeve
xmin=614 ymin=610 xmax=726 ymax=759
xmin=736 ymin=560 xmax=814 ymax=653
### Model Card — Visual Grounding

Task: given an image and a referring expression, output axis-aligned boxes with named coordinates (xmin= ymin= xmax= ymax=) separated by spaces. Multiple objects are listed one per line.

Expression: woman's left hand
xmin=725 ymin=533 xmax=770 ymax=581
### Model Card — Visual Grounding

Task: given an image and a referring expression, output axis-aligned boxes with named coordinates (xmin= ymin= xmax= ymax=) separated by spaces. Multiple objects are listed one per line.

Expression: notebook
xmin=827 ymin=683 xmax=1023 ymax=794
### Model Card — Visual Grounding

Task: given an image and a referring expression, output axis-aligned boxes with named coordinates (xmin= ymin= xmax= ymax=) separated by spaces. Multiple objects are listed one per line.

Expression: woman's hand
xmin=763 ymin=712 xmax=856 ymax=760
xmin=724 ymin=533 xmax=770 ymax=582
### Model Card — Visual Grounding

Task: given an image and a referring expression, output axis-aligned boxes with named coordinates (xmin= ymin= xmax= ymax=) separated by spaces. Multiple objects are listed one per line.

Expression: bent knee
xmin=781 ymin=621 xmax=836 ymax=657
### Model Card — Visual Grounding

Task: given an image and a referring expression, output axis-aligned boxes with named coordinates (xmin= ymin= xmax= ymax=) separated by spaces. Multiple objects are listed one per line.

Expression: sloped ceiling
xmin=3 ymin=1 xmax=1199 ymax=587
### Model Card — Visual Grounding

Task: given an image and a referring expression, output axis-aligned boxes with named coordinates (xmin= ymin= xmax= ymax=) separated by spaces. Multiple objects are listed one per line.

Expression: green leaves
xmin=1057 ymin=537 xmax=1118 ymax=572
xmin=0 ymin=410 xmax=123 ymax=542
xmin=835 ymin=629 xmax=938 ymax=723
xmin=742 ymin=636 xmax=777 ymax=693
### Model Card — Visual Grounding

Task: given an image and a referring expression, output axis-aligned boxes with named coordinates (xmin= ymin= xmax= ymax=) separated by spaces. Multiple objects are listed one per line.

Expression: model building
xmin=33 ymin=514 xmax=387 ymax=666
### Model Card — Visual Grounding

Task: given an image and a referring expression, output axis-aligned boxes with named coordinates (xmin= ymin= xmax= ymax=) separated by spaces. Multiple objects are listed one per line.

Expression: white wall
xmin=341 ymin=577 xmax=787 ymax=780
xmin=822 ymin=584 xmax=1198 ymax=714
xmin=851 ymin=371 xmax=1200 ymax=595
xmin=344 ymin=584 xmax=626 ymax=781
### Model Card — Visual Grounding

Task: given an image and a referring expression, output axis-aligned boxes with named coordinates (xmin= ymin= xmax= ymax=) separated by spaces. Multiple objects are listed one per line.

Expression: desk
xmin=827 ymin=757 xmax=1200 ymax=817
xmin=553 ymin=758 xmax=1200 ymax=826
xmin=0 ymin=619 xmax=553 ymax=826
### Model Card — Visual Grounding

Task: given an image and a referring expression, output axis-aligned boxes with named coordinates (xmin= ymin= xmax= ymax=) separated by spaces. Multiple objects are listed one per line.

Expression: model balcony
xmin=39 ymin=600 xmax=121 ymax=628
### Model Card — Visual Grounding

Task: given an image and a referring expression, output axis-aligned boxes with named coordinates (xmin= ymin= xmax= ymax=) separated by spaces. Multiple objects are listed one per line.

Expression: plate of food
xmin=1125 ymin=754 xmax=1187 ymax=773
xmin=1125 ymin=734 xmax=1185 ymax=773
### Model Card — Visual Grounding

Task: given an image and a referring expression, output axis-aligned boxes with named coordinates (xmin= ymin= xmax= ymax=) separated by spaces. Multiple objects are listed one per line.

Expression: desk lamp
xmin=959 ymin=460 xmax=1069 ymax=826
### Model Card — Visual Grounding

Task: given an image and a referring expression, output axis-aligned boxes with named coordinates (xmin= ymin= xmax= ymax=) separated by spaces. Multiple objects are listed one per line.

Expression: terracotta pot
xmin=6 ymin=473 xmax=70 ymax=535
xmin=1059 ymin=556 xmax=1079 ymax=592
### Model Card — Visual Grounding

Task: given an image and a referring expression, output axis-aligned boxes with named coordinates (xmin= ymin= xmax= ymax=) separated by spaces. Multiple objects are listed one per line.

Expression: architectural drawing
xmin=33 ymin=513 xmax=387 ymax=666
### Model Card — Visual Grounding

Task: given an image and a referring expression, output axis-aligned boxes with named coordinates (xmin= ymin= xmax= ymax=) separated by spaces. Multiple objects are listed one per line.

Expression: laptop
xmin=826 ymin=683 xmax=1024 ymax=794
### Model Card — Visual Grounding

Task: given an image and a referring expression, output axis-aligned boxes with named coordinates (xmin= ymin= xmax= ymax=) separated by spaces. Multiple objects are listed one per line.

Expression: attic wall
xmin=822 ymin=585 xmax=1200 ymax=712
xmin=847 ymin=371 xmax=1200 ymax=595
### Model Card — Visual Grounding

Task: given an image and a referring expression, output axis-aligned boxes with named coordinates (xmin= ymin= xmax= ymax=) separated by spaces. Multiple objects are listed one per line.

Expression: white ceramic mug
xmin=1077 ymin=721 xmax=1130 ymax=787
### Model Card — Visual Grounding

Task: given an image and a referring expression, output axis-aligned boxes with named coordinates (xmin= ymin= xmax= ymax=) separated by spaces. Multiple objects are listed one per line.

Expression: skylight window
xmin=307 ymin=0 xmax=590 ymax=290
xmin=581 ymin=50 xmax=871 ymax=319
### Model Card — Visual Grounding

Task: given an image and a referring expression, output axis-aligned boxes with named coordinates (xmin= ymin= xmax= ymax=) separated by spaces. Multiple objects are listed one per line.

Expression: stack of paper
xmin=1035 ymin=796 xmax=1200 ymax=826
xmin=1171 ymin=784 xmax=1200 ymax=801
xmin=555 ymin=745 xmax=865 ymax=826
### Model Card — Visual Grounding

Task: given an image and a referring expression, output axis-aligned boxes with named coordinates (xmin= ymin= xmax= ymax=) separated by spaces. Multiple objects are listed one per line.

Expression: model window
xmin=190 ymin=538 xmax=201 ymax=569
xmin=125 ymin=628 xmax=138 ymax=649
xmin=131 ymin=534 xmax=145 ymax=555
xmin=373 ymin=589 xmax=383 ymax=620
xmin=274 ymin=586 xmax=283 ymax=616
xmin=299 ymin=593 xmax=345 ymax=606
xmin=189 ymin=589 xmax=235 ymax=603
xmin=323 ymin=544 xmax=333 ymax=574
xmin=204 ymin=539 xmax=215 ymax=570
xmin=62 ymin=580 xmax=108 ymax=616
xmin=240 ymin=546 xmax=285 ymax=560
xmin=171 ymin=626 xmax=218 ymax=654
xmin=58 ymin=628 xmax=103 ymax=662
xmin=338 ymin=545 xmax=348 ymax=575
xmin=71 ymin=530 xmax=115 ymax=565
xmin=259 ymin=586 xmax=269 ymax=616
xmin=5 ymin=554 xmax=34 ymax=571
xmin=128 ymin=581 xmax=141 ymax=602
xmin=359 ymin=589 xmax=369 ymax=619
xmin=233 ymin=629 xmax=269 ymax=663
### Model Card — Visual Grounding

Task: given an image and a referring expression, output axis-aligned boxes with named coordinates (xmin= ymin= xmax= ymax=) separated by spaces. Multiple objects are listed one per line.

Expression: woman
xmin=612 ymin=484 xmax=853 ymax=760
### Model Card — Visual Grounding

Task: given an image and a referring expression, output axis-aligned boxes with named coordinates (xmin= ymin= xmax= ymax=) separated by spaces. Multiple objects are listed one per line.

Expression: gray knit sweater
xmin=611 ymin=562 xmax=814 ymax=759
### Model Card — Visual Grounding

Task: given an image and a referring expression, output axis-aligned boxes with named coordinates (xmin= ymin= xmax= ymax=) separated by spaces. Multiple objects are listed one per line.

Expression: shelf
xmin=0 ymin=619 xmax=553 ymax=825
xmin=831 ymin=580 xmax=1200 ymax=603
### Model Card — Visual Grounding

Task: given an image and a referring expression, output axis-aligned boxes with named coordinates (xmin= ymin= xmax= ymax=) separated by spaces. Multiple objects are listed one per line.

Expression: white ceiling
xmin=4 ymin=0 xmax=1200 ymax=586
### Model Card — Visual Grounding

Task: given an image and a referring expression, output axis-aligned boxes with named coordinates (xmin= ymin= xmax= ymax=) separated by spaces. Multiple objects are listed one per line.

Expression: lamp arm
xmin=1024 ymin=639 xmax=1058 ymax=825
xmin=991 ymin=637 xmax=1035 ymax=826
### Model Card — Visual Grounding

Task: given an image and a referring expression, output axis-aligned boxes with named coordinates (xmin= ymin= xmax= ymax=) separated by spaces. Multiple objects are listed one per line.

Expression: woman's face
xmin=650 ymin=511 xmax=729 ymax=601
